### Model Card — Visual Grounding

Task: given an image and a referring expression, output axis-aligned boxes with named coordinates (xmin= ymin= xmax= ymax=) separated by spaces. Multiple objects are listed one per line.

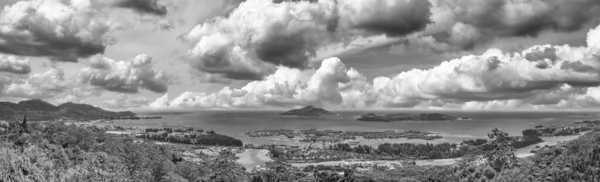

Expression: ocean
xmin=116 ymin=110 xmax=600 ymax=146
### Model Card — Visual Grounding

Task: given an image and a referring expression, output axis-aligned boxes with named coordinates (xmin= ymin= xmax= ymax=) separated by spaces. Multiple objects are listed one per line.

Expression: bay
xmin=115 ymin=110 xmax=599 ymax=146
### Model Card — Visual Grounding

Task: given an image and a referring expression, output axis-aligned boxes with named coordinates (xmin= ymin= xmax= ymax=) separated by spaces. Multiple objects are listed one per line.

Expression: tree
xmin=483 ymin=128 xmax=517 ymax=172
xmin=21 ymin=116 xmax=28 ymax=134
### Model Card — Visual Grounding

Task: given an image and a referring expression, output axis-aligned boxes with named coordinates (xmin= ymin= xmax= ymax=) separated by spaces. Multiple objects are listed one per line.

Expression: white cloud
xmin=0 ymin=54 xmax=30 ymax=74
xmin=79 ymin=54 xmax=169 ymax=94
xmin=146 ymin=23 xmax=600 ymax=110
xmin=1 ymin=67 xmax=100 ymax=102
xmin=153 ymin=57 xmax=363 ymax=108
xmin=183 ymin=0 xmax=432 ymax=80
xmin=0 ymin=0 xmax=124 ymax=61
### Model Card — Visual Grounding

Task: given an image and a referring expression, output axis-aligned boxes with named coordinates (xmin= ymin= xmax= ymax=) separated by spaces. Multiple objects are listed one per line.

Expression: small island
xmin=279 ymin=105 xmax=336 ymax=117
xmin=357 ymin=112 xmax=466 ymax=122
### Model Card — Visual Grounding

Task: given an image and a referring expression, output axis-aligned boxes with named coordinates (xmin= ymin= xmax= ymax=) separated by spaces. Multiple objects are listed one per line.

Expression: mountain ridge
xmin=0 ymin=99 xmax=136 ymax=121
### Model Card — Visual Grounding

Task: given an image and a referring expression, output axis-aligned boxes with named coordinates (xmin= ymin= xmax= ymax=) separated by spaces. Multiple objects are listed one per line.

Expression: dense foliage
xmin=2 ymin=118 xmax=600 ymax=182
xmin=376 ymin=143 xmax=471 ymax=159
xmin=140 ymin=129 xmax=243 ymax=146
xmin=254 ymin=127 xmax=600 ymax=182
xmin=0 ymin=121 xmax=247 ymax=181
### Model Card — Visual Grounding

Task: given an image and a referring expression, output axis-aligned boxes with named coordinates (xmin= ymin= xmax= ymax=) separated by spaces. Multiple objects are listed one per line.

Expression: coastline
xmin=515 ymin=133 xmax=586 ymax=158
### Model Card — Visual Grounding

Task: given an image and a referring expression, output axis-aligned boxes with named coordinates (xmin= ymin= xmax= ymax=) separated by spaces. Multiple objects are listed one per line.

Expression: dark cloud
xmin=427 ymin=0 xmax=600 ymax=51
xmin=187 ymin=47 xmax=267 ymax=80
xmin=525 ymin=47 xmax=558 ymax=62
xmin=254 ymin=30 xmax=316 ymax=69
xmin=452 ymin=0 xmax=600 ymax=37
xmin=524 ymin=46 xmax=558 ymax=69
xmin=340 ymin=0 xmax=432 ymax=37
xmin=0 ymin=32 xmax=106 ymax=62
xmin=561 ymin=61 xmax=597 ymax=73
xmin=486 ymin=56 xmax=502 ymax=71
xmin=349 ymin=0 xmax=432 ymax=37
xmin=114 ymin=0 xmax=168 ymax=16
xmin=0 ymin=0 xmax=114 ymax=62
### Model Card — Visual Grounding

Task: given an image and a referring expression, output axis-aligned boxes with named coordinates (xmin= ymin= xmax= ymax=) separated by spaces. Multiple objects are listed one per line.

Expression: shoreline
xmin=515 ymin=133 xmax=586 ymax=158
xmin=288 ymin=133 xmax=586 ymax=168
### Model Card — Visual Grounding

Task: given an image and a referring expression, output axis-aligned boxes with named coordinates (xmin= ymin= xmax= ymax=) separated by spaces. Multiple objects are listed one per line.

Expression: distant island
xmin=0 ymin=99 xmax=140 ymax=121
xmin=279 ymin=105 xmax=337 ymax=116
xmin=357 ymin=113 xmax=468 ymax=122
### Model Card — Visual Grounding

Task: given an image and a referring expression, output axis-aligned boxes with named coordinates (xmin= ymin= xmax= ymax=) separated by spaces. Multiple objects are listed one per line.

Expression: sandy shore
xmin=515 ymin=133 xmax=584 ymax=158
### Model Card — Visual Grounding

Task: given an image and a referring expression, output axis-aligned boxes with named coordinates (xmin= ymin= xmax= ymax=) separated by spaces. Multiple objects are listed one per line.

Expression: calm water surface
xmin=118 ymin=110 xmax=600 ymax=145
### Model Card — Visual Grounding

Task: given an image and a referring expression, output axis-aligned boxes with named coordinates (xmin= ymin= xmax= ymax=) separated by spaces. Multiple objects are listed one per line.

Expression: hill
xmin=279 ymin=105 xmax=336 ymax=116
xmin=0 ymin=99 xmax=136 ymax=121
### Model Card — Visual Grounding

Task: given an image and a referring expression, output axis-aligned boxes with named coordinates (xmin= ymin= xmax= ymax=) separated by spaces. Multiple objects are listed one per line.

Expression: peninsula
xmin=357 ymin=112 xmax=466 ymax=122
xmin=279 ymin=105 xmax=336 ymax=116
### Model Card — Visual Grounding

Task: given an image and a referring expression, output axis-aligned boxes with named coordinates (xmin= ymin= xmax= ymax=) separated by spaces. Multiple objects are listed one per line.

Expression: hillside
xmin=0 ymin=99 xmax=136 ymax=121
xmin=279 ymin=105 xmax=336 ymax=116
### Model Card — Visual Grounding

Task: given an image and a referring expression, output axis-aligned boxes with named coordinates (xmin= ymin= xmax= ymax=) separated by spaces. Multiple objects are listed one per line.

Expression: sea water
xmin=115 ymin=110 xmax=600 ymax=146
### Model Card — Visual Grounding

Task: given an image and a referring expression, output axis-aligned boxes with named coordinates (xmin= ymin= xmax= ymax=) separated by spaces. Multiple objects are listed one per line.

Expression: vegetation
xmin=376 ymin=143 xmax=472 ymax=159
xmin=0 ymin=99 xmax=136 ymax=121
xmin=0 ymin=119 xmax=246 ymax=181
xmin=279 ymin=105 xmax=336 ymax=116
xmin=246 ymin=129 xmax=442 ymax=142
xmin=326 ymin=131 xmax=541 ymax=161
xmin=140 ymin=128 xmax=243 ymax=146
xmin=2 ymin=116 xmax=600 ymax=181
xmin=523 ymin=122 xmax=594 ymax=137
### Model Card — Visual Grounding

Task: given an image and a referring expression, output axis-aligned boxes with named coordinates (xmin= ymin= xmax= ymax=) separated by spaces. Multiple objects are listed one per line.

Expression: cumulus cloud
xmin=153 ymin=57 xmax=362 ymax=108
xmin=79 ymin=54 xmax=169 ymax=94
xmin=183 ymin=0 xmax=433 ymax=80
xmin=371 ymin=24 xmax=600 ymax=108
xmin=336 ymin=0 xmax=431 ymax=36
xmin=183 ymin=0 xmax=600 ymax=81
xmin=422 ymin=0 xmax=600 ymax=51
xmin=149 ymin=93 xmax=170 ymax=108
xmin=0 ymin=54 xmax=30 ymax=74
xmin=112 ymin=0 xmax=168 ymax=16
xmin=2 ymin=68 xmax=67 ymax=99
xmin=1 ymin=67 xmax=100 ymax=102
xmin=0 ymin=0 xmax=122 ymax=62
xmin=150 ymin=23 xmax=600 ymax=110
xmin=102 ymin=94 xmax=150 ymax=109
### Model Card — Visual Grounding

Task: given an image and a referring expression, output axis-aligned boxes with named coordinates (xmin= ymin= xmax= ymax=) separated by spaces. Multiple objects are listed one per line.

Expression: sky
xmin=1 ymin=0 xmax=600 ymax=111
